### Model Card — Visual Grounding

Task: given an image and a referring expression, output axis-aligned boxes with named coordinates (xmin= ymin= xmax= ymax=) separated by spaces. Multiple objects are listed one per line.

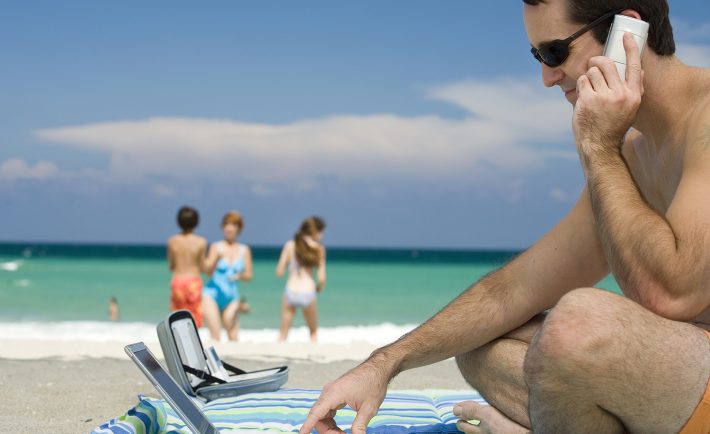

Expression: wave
xmin=0 ymin=260 xmax=22 ymax=272
xmin=0 ymin=321 xmax=415 ymax=345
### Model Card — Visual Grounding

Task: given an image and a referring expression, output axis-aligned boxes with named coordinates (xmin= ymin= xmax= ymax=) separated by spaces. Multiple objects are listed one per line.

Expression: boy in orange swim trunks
xmin=167 ymin=206 xmax=208 ymax=326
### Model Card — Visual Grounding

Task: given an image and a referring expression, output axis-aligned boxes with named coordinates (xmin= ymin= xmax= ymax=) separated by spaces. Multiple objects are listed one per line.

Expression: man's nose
xmin=541 ymin=63 xmax=565 ymax=88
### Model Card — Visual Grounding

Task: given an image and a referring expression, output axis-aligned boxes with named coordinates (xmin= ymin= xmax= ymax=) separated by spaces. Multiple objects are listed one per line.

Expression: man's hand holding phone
xmin=573 ymin=31 xmax=645 ymax=161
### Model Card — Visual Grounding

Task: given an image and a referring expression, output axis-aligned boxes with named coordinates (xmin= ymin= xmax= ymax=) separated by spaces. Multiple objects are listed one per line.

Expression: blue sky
xmin=1 ymin=1 xmax=709 ymax=249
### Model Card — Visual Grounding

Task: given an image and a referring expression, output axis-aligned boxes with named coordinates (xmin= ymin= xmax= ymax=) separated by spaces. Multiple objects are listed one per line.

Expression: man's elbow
xmin=641 ymin=287 xmax=707 ymax=321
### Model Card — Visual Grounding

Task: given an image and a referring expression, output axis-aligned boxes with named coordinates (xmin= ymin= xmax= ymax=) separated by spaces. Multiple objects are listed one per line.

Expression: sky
xmin=1 ymin=1 xmax=709 ymax=249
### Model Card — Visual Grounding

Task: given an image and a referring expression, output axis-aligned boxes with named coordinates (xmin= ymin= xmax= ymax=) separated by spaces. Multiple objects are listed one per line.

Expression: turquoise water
xmin=0 ymin=243 xmax=621 ymax=328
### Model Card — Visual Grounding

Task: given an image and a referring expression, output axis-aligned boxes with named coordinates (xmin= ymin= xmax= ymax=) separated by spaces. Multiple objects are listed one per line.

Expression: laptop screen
xmin=126 ymin=342 xmax=219 ymax=434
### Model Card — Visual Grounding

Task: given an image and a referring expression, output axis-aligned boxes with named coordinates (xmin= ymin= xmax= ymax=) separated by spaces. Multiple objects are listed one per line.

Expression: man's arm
xmin=580 ymin=114 xmax=710 ymax=320
xmin=378 ymin=190 xmax=608 ymax=373
xmin=574 ymin=36 xmax=710 ymax=320
xmin=300 ymin=190 xmax=609 ymax=434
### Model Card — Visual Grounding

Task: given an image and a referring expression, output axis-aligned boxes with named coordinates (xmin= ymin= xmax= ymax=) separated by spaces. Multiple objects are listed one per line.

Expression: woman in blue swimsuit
xmin=276 ymin=216 xmax=326 ymax=342
xmin=203 ymin=211 xmax=253 ymax=341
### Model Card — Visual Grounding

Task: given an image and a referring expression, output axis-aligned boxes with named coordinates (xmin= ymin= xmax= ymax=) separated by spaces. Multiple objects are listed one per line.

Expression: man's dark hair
xmin=523 ymin=0 xmax=675 ymax=56
xmin=177 ymin=206 xmax=199 ymax=231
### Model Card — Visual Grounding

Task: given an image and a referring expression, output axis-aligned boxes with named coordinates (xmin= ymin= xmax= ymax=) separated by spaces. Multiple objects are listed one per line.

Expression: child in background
xmin=108 ymin=296 xmax=120 ymax=321
xmin=167 ymin=206 xmax=208 ymax=326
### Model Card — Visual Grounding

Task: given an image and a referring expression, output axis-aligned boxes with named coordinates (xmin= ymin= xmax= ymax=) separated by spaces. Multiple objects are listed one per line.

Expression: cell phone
xmin=602 ymin=14 xmax=649 ymax=80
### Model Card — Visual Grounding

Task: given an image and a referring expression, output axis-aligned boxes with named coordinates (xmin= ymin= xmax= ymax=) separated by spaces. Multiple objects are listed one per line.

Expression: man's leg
xmin=524 ymin=287 xmax=710 ymax=434
xmin=455 ymin=315 xmax=545 ymax=428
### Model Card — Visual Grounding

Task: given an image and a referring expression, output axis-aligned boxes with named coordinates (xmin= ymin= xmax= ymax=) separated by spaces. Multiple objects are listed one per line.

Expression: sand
xmin=0 ymin=340 xmax=471 ymax=434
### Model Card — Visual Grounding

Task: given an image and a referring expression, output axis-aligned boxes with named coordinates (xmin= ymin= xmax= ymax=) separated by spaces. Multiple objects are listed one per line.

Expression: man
xmin=300 ymin=0 xmax=710 ymax=433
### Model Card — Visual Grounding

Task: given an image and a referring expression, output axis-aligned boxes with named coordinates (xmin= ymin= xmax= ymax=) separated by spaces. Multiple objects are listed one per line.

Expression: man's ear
xmin=619 ymin=9 xmax=642 ymax=21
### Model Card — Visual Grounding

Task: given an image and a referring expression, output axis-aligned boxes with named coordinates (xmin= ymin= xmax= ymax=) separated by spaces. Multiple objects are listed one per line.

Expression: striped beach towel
xmin=93 ymin=388 xmax=486 ymax=433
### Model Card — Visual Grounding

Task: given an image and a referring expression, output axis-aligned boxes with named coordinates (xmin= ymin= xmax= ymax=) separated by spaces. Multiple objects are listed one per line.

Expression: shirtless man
xmin=167 ymin=206 xmax=208 ymax=327
xmin=301 ymin=1 xmax=710 ymax=433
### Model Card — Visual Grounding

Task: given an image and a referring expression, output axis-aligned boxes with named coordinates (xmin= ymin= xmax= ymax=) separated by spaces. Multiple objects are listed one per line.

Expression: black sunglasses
xmin=530 ymin=9 xmax=622 ymax=67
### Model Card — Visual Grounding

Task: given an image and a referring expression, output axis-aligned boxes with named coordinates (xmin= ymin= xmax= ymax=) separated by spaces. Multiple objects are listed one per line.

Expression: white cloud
xmin=0 ymin=158 xmax=59 ymax=182
xmin=676 ymin=43 xmax=710 ymax=68
xmin=35 ymin=78 xmax=576 ymax=190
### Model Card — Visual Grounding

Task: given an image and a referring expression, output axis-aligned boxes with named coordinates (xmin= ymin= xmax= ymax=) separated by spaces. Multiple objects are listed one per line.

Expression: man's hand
xmin=299 ymin=358 xmax=391 ymax=434
xmin=573 ymin=32 xmax=644 ymax=161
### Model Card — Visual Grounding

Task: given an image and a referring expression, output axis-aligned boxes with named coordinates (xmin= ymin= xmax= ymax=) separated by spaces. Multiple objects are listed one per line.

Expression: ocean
xmin=0 ymin=242 xmax=621 ymax=345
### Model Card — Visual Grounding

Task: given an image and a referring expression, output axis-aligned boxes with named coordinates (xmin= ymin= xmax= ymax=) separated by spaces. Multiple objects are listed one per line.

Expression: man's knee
xmin=523 ymin=287 xmax=619 ymax=384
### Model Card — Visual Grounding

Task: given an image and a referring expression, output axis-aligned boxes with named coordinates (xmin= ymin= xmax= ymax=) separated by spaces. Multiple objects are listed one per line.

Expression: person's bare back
xmin=168 ymin=232 xmax=207 ymax=278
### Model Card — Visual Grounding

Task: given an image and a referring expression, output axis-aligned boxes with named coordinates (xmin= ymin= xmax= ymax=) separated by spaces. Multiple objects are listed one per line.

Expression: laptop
xmin=125 ymin=342 xmax=220 ymax=434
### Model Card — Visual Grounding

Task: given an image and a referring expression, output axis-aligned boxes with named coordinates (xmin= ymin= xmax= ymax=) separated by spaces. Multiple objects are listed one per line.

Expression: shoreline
xmin=0 ymin=339 xmax=384 ymax=363
xmin=0 ymin=321 xmax=419 ymax=349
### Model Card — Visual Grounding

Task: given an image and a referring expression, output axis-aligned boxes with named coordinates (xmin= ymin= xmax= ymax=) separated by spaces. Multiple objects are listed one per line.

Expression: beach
xmin=0 ymin=244 xmax=504 ymax=433
xmin=0 ymin=340 xmax=470 ymax=434
xmin=0 ymin=243 xmax=621 ymax=433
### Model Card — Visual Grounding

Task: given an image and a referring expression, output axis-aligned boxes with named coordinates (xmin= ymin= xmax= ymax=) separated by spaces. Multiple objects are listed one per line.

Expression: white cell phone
xmin=602 ymin=14 xmax=649 ymax=80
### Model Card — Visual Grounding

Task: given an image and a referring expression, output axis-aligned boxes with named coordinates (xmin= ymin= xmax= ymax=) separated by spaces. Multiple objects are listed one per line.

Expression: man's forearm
xmin=582 ymin=145 xmax=680 ymax=305
xmin=368 ymin=267 xmax=542 ymax=379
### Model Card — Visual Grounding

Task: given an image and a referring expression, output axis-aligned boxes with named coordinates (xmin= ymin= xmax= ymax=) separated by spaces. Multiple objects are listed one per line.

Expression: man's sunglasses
xmin=530 ymin=9 xmax=623 ymax=67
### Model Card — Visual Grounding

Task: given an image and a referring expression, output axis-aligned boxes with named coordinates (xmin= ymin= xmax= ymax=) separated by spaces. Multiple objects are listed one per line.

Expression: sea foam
xmin=0 ymin=260 xmax=22 ymax=272
xmin=0 ymin=321 xmax=415 ymax=345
